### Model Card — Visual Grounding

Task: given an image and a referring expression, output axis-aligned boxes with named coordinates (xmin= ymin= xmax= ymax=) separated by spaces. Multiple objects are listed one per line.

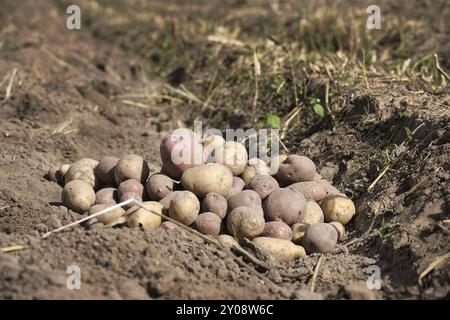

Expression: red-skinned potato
xmin=297 ymin=200 xmax=324 ymax=225
xmin=194 ymin=212 xmax=222 ymax=235
xmin=289 ymin=181 xmax=327 ymax=202
xmin=117 ymin=179 xmax=144 ymax=209
xmin=268 ymin=154 xmax=287 ymax=176
xmin=62 ymin=180 xmax=95 ymax=213
xmin=181 ymin=163 xmax=233 ymax=198
xmin=247 ymin=175 xmax=279 ymax=199
xmin=168 ymin=191 xmax=200 ymax=226
xmin=228 ymin=176 xmax=245 ymax=197
xmin=160 ymin=129 xmax=204 ymax=179
xmin=277 ymin=155 xmax=316 ymax=184
xmin=261 ymin=221 xmax=293 ymax=240
xmin=114 ymin=154 xmax=149 ymax=184
xmin=145 ymin=173 xmax=174 ymax=201
xmin=226 ymin=206 xmax=265 ymax=239
xmin=321 ymin=194 xmax=355 ymax=225
xmin=303 ymin=222 xmax=338 ymax=253
xmin=95 ymin=187 xmax=118 ymax=205
xmin=263 ymin=188 xmax=306 ymax=225
xmin=316 ymin=179 xmax=341 ymax=196
xmin=201 ymin=192 xmax=227 ymax=219
xmin=95 ymin=156 xmax=119 ymax=186
xmin=227 ymin=190 xmax=262 ymax=214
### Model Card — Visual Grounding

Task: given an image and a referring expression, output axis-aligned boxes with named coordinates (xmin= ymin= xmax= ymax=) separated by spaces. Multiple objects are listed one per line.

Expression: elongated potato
xmin=227 ymin=190 xmax=262 ymax=214
xmin=86 ymin=204 xmax=125 ymax=228
xmin=261 ymin=221 xmax=293 ymax=240
xmin=194 ymin=212 xmax=222 ymax=235
xmin=114 ymin=154 xmax=149 ymax=184
xmin=62 ymin=180 xmax=95 ymax=213
xmin=297 ymin=200 xmax=324 ymax=225
xmin=321 ymin=194 xmax=355 ymax=225
xmin=247 ymin=175 xmax=279 ymax=199
xmin=252 ymin=237 xmax=306 ymax=262
xmin=226 ymin=206 xmax=265 ymax=239
xmin=289 ymin=181 xmax=327 ymax=202
xmin=145 ymin=173 xmax=174 ymax=201
xmin=303 ymin=223 xmax=338 ymax=253
xmin=277 ymin=155 xmax=316 ymax=184
xmin=126 ymin=201 xmax=163 ymax=230
xmin=217 ymin=234 xmax=240 ymax=248
xmin=216 ymin=141 xmax=248 ymax=176
xmin=95 ymin=187 xmax=118 ymax=205
xmin=95 ymin=156 xmax=119 ymax=186
xmin=241 ymin=158 xmax=270 ymax=185
xmin=263 ymin=188 xmax=306 ymax=225
xmin=168 ymin=191 xmax=200 ymax=226
xmin=201 ymin=192 xmax=227 ymax=219
xmin=181 ymin=163 xmax=233 ymax=198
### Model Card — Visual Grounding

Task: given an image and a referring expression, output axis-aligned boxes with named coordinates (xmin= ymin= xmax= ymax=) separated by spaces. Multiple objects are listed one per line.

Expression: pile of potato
xmin=48 ymin=128 xmax=356 ymax=263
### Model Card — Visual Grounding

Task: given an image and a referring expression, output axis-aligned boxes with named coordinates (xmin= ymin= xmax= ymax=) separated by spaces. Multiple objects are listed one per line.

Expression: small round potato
xmin=263 ymin=188 xmax=306 ymax=225
xmin=86 ymin=204 xmax=125 ymax=228
xmin=228 ymin=176 xmax=246 ymax=197
xmin=227 ymin=190 xmax=262 ymax=214
xmin=64 ymin=163 xmax=97 ymax=188
xmin=216 ymin=141 xmax=248 ymax=176
xmin=289 ymin=181 xmax=327 ymax=201
xmin=95 ymin=156 xmax=119 ymax=186
xmin=159 ymin=191 xmax=183 ymax=210
xmin=277 ymin=155 xmax=316 ymax=184
xmin=160 ymin=129 xmax=204 ymax=179
xmin=329 ymin=221 xmax=345 ymax=240
xmin=303 ymin=223 xmax=338 ymax=253
xmin=321 ymin=194 xmax=355 ymax=225
xmin=226 ymin=206 xmax=265 ymax=239
xmin=126 ymin=201 xmax=163 ymax=230
xmin=268 ymin=154 xmax=288 ymax=176
xmin=217 ymin=234 xmax=240 ymax=248
xmin=201 ymin=192 xmax=227 ymax=219
xmin=181 ymin=163 xmax=233 ymax=198
xmin=247 ymin=175 xmax=279 ymax=199
xmin=252 ymin=237 xmax=306 ymax=263
xmin=168 ymin=191 xmax=200 ymax=226
xmin=297 ymin=200 xmax=324 ymax=225
xmin=203 ymin=134 xmax=225 ymax=163
xmin=291 ymin=223 xmax=309 ymax=245
xmin=62 ymin=180 xmax=95 ymax=213
xmin=117 ymin=179 xmax=144 ymax=208
xmin=240 ymin=158 xmax=270 ymax=185
xmin=95 ymin=187 xmax=118 ymax=205
xmin=114 ymin=154 xmax=149 ymax=184
xmin=194 ymin=212 xmax=222 ymax=235
xmin=261 ymin=221 xmax=293 ymax=240
xmin=145 ymin=173 xmax=174 ymax=201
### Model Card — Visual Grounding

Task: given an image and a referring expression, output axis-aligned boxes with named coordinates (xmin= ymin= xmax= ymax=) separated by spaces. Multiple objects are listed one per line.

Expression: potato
xmin=160 ymin=221 xmax=180 ymax=230
xmin=263 ymin=188 xmax=306 ymax=225
xmin=59 ymin=163 xmax=71 ymax=177
xmin=64 ymin=163 xmax=97 ymax=188
xmin=114 ymin=154 xmax=149 ymax=184
xmin=277 ymin=155 xmax=316 ymax=184
xmin=117 ymin=179 xmax=144 ymax=209
xmin=226 ymin=206 xmax=265 ymax=239
xmin=303 ymin=223 xmax=338 ymax=253
xmin=95 ymin=156 xmax=119 ymax=186
xmin=145 ymin=173 xmax=174 ymax=201
xmin=247 ymin=175 xmax=279 ymax=199
xmin=62 ymin=180 xmax=95 ymax=213
xmin=227 ymin=190 xmax=262 ymax=214
xmin=268 ymin=154 xmax=288 ymax=176
xmin=203 ymin=134 xmax=225 ymax=163
xmin=228 ymin=176 xmax=245 ymax=197
xmin=252 ymin=237 xmax=306 ymax=263
xmin=95 ymin=187 xmax=118 ymax=205
xmin=194 ymin=212 xmax=222 ymax=235
xmin=289 ymin=181 xmax=327 ymax=202
xmin=126 ymin=201 xmax=163 ymax=230
xmin=241 ymin=158 xmax=270 ymax=185
xmin=168 ymin=191 xmax=200 ymax=226
xmin=201 ymin=192 xmax=227 ymax=219
xmin=261 ymin=221 xmax=293 ymax=240
xmin=329 ymin=221 xmax=345 ymax=240
xmin=216 ymin=141 xmax=248 ymax=176
xmin=217 ymin=234 xmax=240 ymax=248
xmin=321 ymin=194 xmax=355 ymax=225
xmin=181 ymin=163 xmax=233 ymax=198
xmin=86 ymin=204 xmax=125 ymax=228
xmin=160 ymin=129 xmax=204 ymax=179
xmin=73 ymin=158 xmax=99 ymax=169
xmin=159 ymin=191 xmax=183 ymax=210
xmin=291 ymin=223 xmax=309 ymax=245
xmin=316 ymin=179 xmax=341 ymax=196
xmin=47 ymin=165 xmax=62 ymax=183
xmin=297 ymin=200 xmax=324 ymax=225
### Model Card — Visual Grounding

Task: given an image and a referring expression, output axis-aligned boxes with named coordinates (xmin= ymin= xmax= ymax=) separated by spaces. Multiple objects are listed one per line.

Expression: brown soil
xmin=0 ymin=0 xmax=448 ymax=299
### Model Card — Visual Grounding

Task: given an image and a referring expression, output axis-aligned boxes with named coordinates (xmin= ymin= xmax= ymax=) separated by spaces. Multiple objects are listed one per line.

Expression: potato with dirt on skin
xmin=291 ymin=223 xmax=309 ymax=245
xmin=159 ymin=191 xmax=183 ymax=210
xmin=227 ymin=176 xmax=246 ymax=198
xmin=145 ymin=173 xmax=174 ymax=201
xmin=86 ymin=204 xmax=125 ymax=228
xmin=321 ymin=194 xmax=355 ymax=225
xmin=160 ymin=129 xmax=204 ymax=179
xmin=247 ymin=175 xmax=279 ymax=199
xmin=263 ymin=188 xmax=306 ymax=225
xmin=261 ymin=221 xmax=293 ymax=241
xmin=126 ymin=201 xmax=163 ymax=230
xmin=226 ymin=206 xmax=265 ymax=239
xmin=289 ymin=181 xmax=327 ymax=202
xmin=252 ymin=237 xmax=306 ymax=263
xmin=62 ymin=180 xmax=95 ymax=213
xmin=114 ymin=154 xmax=149 ymax=184
xmin=241 ymin=158 xmax=270 ymax=185
xmin=297 ymin=200 xmax=324 ymax=225
xmin=181 ymin=163 xmax=233 ymax=198
xmin=95 ymin=156 xmax=119 ymax=186
xmin=194 ymin=212 xmax=222 ymax=235
xmin=227 ymin=190 xmax=262 ymax=214
xmin=95 ymin=187 xmax=118 ymax=205
xmin=202 ymin=134 xmax=225 ymax=163
xmin=217 ymin=234 xmax=240 ymax=248
xmin=64 ymin=163 xmax=98 ymax=189
xmin=268 ymin=154 xmax=288 ymax=176
xmin=329 ymin=221 xmax=345 ymax=240
xmin=216 ymin=141 xmax=248 ymax=176
xmin=169 ymin=191 xmax=200 ymax=226
xmin=277 ymin=155 xmax=316 ymax=184
xmin=303 ymin=222 xmax=338 ymax=253
xmin=117 ymin=179 xmax=144 ymax=209
xmin=201 ymin=192 xmax=227 ymax=219
xmin=316 ymin=179 xmax=341 ymax=196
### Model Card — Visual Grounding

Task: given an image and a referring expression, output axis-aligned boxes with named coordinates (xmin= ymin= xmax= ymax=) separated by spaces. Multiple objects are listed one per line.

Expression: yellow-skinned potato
xmin=145 ymin=173 xmax=174 ymax=201
xmin=168 ymin=191 xmax=200 ymax=226
xmin=59 ymin=163 xmax=71 ymax=177
xmin=216 ymin=141 xmax=248 ymax=176
xmin=181 ymin=163 xmax=233 ymax=198
xmin=241 ymin=158 xmax=270 ymax=185
xmin=291 ymin=223 xmax=309 ymax=245
xmin=159 ymin=191 xmax=183 ymax=210
xmin=64 ymin=163 xmax=97 ymax=188
xmin=217 ymin=234 xmax=240 ymax=248
xmin=114 ymin=154 xmax=149 ymax=184
xmin=203 ymin=134 xmax=225 ymax=163
xmin=126 ymin=201 xmax=163 ymax=230
xmin=252 ymin=237 xmax=306 ymax=263
xmin=73 ymin=158 xmax=99 ymax=169
xmin=62 ymin=180 xmax=95 ymax=213
xmin=297 ymin=200 xmax=324 ymax=225
xmin=321 ymin=194 xmax=355 ymax=225
xmin=226 ymin=206 xmax=265 ymax=239
xmin=86 ymin=204 xmax=125 ymax=228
